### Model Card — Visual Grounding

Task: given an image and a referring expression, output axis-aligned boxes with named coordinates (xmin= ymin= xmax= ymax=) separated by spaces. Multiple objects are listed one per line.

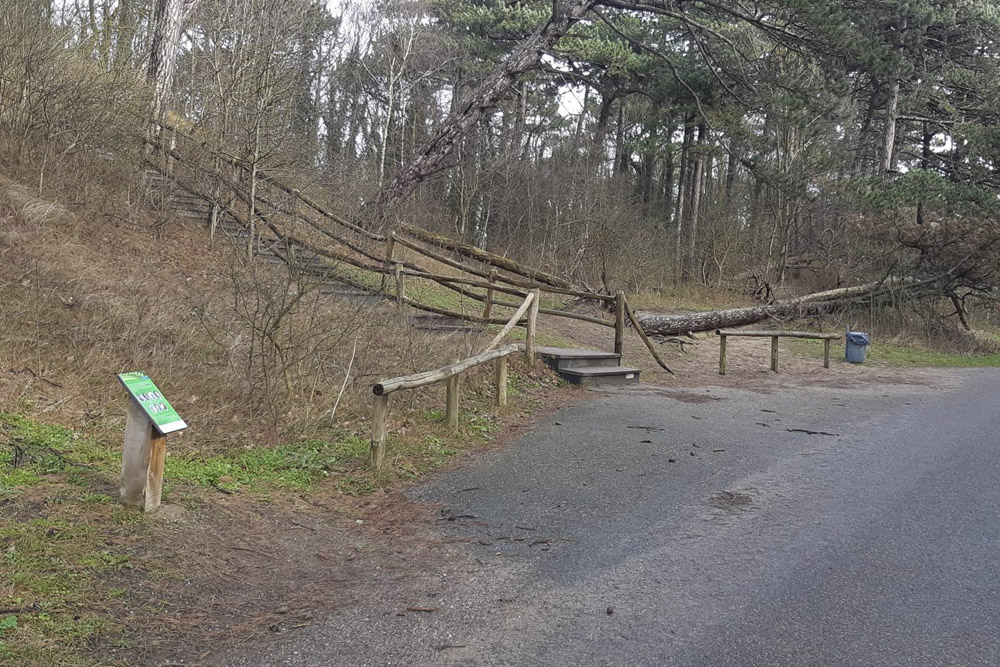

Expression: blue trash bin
xmin=845 ymin=331 xmax=870 ymax=363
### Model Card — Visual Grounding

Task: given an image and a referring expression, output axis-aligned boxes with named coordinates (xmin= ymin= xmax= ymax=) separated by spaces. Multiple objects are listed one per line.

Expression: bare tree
xmin=148 ymin=0 xmax=200 ymax=122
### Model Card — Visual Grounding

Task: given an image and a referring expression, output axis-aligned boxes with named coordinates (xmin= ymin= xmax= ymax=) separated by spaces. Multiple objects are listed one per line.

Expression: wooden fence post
xmin=771 ymin=336 xmax=779 ymax=372
xmin=385 ymin=232 xmax=396 ymax=266
xmin=614 ymin=291 xmax=626 ymax=356
xmin=120 ymin=401 xmax=166 ymax=513
xmin=823 ymin=339 xmax=831 ymax=369
xmin=482 ymin=268 xmax=498 ymax=320
xmin=494 ymin=356 xmax=508 ymax=407
xmin=370 ymin=394 xmax=389 ymax=470
xmin=394 ymin=263 xmax=405 ymax=303
xmin=446 ymin=373 xmax=460 ymax=431
xmin=719 ymin=334 xmax=727 ymax=375
xmin=525 ymin=289 xmax=540 ymax=364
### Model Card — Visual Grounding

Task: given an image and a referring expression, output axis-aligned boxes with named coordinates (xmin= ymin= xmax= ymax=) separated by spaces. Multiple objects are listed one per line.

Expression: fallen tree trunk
xmin=399 ymin=224 xmax=582 ymax=291
xmin=635 ymin=279 xmax=925 ymax=336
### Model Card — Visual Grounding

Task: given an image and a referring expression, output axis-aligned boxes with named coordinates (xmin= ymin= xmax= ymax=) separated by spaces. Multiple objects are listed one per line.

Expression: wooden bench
xmin=716 ymin=329 xmax=842 ymax=375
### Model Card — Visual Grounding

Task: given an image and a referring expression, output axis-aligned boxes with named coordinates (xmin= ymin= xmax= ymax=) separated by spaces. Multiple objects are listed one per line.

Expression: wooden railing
xmin=148 ymin=123 xmax=672 ymax=373
xmin=716 ymin=329 xmax=842 ymax=374
xmin=369 ymin=292 xmax=538 ymax=469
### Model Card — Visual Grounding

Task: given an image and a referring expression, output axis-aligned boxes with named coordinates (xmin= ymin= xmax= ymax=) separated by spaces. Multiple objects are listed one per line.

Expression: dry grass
xmin=0 ymin=170 xmax=511 ymax=454
xmin=0 ymin=161 xmax=577 ymax=666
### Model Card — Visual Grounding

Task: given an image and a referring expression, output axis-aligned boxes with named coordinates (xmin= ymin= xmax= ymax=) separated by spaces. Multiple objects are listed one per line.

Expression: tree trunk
xmin=674 ymin=112 xmax=695 ymax=282
xmin=916 ymin=121 xmax=931 ymax=225
xmin=852 ymin=86 xmax=879 ymax=177
xmin=687 ymin=120 xmax=707 ymax=273
xmin=635 ymin=280 xmax=915 ymax=336
xmin=368 ymin=0 xmax=598 ymax=227
xmin=147 ymin=0 xmax=200 ymax=123
xmin=724 ymin=145 xmax=737 ymax=204
xmin=399 ymin=224 xmax=579 ymax=290
xmin=659 ymin=134 xmax=674 ymax=233
xmin=613 ymin=98 xmax=626 ymax=178
xmin=880 ymin=79 xmax=900 ymax=180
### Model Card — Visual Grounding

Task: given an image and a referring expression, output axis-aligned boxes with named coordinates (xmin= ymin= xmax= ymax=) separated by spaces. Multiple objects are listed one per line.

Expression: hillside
xmin=0 ymin=168 xmax=582 ymax=665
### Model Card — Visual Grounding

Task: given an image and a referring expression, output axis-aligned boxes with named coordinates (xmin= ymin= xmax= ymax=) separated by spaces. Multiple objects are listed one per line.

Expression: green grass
xmin=336 ymin=261 xmax=570 ymax=323
xmin=0 ymin=412 xmax=381 ymax=665
xmin=789 ymin=337 xmax=1000 ymax=367
xmin=493 ymin=323 xmax=575 ymax=348
xmin=0 ymin=344 xmax=550 ymax=664
xmin=163 ymin=434 xmax=370 ymax=493
xmin=0 ymin=414 xmax=136 ymax=666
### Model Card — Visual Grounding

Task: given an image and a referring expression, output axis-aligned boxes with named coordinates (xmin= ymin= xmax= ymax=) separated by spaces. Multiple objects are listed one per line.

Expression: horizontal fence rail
xmin=369 ymin=344 xmax=524 ymax=469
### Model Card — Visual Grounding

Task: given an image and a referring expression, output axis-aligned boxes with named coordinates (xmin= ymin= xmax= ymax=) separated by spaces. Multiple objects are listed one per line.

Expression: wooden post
xmin=120 ymin=401 xmax=166 ymax=512
xmin=719 ymin=334 xmax=727 ymax=375
xmin=370 ymin=394 xmax=389 ymax=470
xmin=394 ymin=263 xmax=405 ymax=303
xmin=614 ymin=291 xmax=626 ymax=356
xmin=770 ymin=336 xmax=779 ymax=372
xmin=823 ymin=339 xmax=831 ymax=369
xmin=525 ymin=289 xmax=540 ymax=364
xmin=494 ymin=356 xmax=508 ymax=407
xmin=385 ymin=232 xmax=396 ymax=266
xmin=446 ymin=374 xmax=460 ymax=431
xmin=482 ymin=268 xmax=498 ymax=320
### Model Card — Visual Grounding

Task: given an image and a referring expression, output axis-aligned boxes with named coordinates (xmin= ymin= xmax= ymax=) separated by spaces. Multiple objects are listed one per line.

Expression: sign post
xmin=117 ymin=372 xmax=187 ymax=512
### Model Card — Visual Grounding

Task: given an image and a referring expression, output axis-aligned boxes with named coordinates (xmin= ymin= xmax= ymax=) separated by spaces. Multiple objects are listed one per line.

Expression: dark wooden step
xmin=558 ymin=366 xmax=640 ymax=386
xmin=536 ymin=346 xmax=622 ymax=370
xmin=407 ymin=313 xmax=466 ymax=328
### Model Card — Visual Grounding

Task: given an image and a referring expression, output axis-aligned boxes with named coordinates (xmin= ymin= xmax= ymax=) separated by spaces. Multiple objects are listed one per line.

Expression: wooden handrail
xmin=624 ymin=296 xmax=674 ymax=374
xmin=369 ymin=344 xmax=524 ymax=469
xmin=716 ymin=329 xmax=842 ymax=339
xmin=393 ymin=231 xmax=616 ymax=302
xmin=481 ymin=292 xmax=536 ymax=354
xmin=373 ymin=344 xmax=522 ymax=396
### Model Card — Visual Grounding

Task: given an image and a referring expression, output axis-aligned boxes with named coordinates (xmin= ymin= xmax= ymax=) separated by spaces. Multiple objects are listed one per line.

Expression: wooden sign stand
xmin=120 ymin=400 xmax=167 ymax=512
xmin=117 ymin=372 xmax=186 ymax=513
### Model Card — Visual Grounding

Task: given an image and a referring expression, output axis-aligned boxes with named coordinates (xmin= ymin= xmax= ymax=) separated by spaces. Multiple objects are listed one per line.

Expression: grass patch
xmin=0 ymin=413 xmax=137 ymax=665
xmin=164 ymin=434 xmax=370 ymax=494
xmin=788 ymin=337 xmax=1000 ymax=367
xmin=0 ymin=413 xmax=377 ymax=665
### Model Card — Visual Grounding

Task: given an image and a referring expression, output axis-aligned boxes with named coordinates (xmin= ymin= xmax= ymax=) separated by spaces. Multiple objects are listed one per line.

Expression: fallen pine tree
xmin=633 ymin=278 xmax=935 ymax=337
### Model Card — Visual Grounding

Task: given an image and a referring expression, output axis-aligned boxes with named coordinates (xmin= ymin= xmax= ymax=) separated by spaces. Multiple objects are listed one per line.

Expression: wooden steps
xmin=144 ymin=172 xmax=478 ymax=333
xmin=536 ymin=346 xmax=640 ymax=386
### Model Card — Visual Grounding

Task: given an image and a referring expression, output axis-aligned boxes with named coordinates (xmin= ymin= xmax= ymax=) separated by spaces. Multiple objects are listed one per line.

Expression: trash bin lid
xmin=847 ymin=332 xmax=870 ymax=346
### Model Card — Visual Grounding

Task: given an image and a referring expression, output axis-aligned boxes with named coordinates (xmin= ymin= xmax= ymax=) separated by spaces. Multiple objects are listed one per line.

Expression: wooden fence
xmin=368 ymin=291 xmax=539 ymax=469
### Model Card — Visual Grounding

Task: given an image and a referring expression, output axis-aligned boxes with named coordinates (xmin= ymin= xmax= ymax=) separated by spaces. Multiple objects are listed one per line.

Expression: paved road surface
xmin=230 ymin=368 xmax=1000 ymax=666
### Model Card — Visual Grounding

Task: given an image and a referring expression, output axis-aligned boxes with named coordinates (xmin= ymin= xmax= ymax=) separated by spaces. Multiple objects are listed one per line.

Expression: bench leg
xmin=824 ymin=339 xmax=831 ymax=368
xmin=771 ymin=336 xmax=779 ymax=372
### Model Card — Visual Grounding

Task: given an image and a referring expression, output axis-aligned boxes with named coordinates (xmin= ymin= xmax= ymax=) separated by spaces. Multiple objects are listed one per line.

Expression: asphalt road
xmin=230 ymin=367 xmax=1000 ymax=666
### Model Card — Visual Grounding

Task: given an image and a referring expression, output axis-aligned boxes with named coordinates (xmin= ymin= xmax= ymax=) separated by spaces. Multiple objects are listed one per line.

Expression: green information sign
xmin=117 ymin=372 xmax=187 ymax=434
